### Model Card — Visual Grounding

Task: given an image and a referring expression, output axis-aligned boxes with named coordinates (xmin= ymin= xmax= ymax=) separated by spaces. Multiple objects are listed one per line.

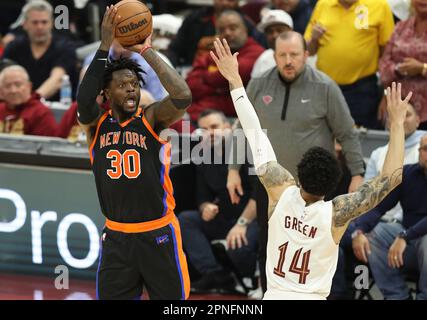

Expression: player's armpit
xmin=331 ymin=168 xmax=403 ymax=227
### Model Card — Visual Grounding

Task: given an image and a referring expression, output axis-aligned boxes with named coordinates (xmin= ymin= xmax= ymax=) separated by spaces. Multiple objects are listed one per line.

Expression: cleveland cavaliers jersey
xmin=89 ymin=108 xmax=175 ymax=223
xmin=264 ymin=185 xmax=339 ymax=300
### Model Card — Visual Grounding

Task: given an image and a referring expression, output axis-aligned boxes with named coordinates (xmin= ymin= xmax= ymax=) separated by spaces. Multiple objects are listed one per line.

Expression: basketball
xmin=114 ymin=0 xmax=153 ymax=46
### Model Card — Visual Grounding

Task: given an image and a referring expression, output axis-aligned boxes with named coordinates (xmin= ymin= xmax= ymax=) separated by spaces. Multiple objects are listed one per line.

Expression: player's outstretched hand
xmin=385 ymin=82 xmax=412 ymax=126
xmin=124 ymin=33 xmax=153 ymax=54
xmin=210 ymin=38 xmax=241 ymax=86
xmin=100 ymin=6 xmax=120 ymax=50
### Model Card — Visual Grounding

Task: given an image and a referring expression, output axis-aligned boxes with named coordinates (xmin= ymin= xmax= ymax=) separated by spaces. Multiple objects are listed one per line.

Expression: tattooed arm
xmin=142 ymin=47 xmax=192 ymax=130
xmin=332 ymin=169 xmax=402 ymax=226
xmin=331 ymin=83 xmax=412 ymax=242
xmin=125 ymin=35 xmax=192 ymax=131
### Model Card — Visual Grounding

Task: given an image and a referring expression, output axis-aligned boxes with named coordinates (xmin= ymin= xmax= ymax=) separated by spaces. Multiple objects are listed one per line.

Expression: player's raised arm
xmin=210 ymin=38 xmax=295 ymax=216
xmin=77 ymin=6 xmax=119 ymax=142
xmin=125 ymin=34 xmax=192 ymax=130
xmin=332 ymin=83 xmax=412 ymax=232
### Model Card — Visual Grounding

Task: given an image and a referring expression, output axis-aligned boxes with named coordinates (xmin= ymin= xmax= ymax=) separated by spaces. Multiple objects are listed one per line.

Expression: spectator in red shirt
xmin=186 ymin=10 xmax=265 ymax=123
xmin=0 ymin=64 xmax=57 ymax=136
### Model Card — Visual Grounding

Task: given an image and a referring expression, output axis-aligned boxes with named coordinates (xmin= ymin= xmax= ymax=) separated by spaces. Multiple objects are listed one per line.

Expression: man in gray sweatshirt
xmin=227 ymin=31 xmax=365 ymax=295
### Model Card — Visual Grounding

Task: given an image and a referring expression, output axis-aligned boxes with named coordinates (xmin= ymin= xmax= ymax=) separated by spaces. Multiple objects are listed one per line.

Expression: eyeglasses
xmin=419 ymin=146 xmax=427 ymax=152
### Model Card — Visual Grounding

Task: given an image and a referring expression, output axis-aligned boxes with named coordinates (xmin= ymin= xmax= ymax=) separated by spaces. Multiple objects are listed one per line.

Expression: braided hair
xmin=103 ymin=57 xmax=146 ymax=89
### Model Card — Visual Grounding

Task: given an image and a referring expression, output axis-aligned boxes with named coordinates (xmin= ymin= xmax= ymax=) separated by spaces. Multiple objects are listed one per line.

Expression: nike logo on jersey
xmin=301 ymin=99 xmax=311 ymax=104
xmin=235 ymin=95 xmax=244 ymax=102
xmin=156 ymin=234 xmax=170 ymax=245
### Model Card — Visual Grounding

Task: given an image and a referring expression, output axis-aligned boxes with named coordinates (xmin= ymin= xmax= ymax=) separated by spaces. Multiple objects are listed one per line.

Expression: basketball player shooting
xmin=76 ymin=6 xmax=191 ymax=300
xmin=210 ymin=38 xmax=412 ymax=300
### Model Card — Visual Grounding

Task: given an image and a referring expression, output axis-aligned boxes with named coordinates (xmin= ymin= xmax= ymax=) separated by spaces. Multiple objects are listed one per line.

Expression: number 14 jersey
xmin=265 ymin=185 xmax=339 ymax=300
xmin=89 ymin=108 xmax=175 ymax=223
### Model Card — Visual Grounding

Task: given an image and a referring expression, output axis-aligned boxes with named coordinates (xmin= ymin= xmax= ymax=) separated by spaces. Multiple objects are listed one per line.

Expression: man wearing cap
xmin=251 ymin=10 xmax=294 ymax=78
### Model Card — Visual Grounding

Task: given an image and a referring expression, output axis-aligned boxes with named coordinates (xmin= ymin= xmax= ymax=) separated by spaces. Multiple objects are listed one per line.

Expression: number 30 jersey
xmin=264 ymin=185 xmax=339 ymax=300
xmin=89 ymin=108 xmax=175 ymax=223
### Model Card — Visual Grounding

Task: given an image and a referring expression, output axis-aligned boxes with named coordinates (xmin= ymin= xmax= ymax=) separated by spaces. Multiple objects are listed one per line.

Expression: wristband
xmin=140 ymin=45 xmax=152 ymax=55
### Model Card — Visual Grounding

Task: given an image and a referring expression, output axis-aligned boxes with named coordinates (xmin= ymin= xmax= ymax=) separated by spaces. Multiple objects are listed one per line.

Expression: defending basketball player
xmin=76 ymin=6 xmax=191 ymax=299
xmin=210 ymin=38 xmax=412 ymax=300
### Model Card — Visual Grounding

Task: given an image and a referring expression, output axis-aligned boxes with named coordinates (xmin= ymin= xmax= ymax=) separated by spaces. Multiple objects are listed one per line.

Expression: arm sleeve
xmin=76 ymin=49 xmax=108 ymax=124
xmin=230 ymin=87 xmax=277 ymax=171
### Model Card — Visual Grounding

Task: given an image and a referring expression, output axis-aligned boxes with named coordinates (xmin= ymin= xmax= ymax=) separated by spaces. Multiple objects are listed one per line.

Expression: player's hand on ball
xmin=100 ymin=6 xmax=120 ymax=50
xmin=124 ymin=33 xmax=153 ymax=54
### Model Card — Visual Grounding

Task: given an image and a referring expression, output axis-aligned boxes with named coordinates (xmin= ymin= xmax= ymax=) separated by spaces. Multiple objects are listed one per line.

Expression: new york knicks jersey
xmin=264 ymin=185 xmax=339 ymax=300
xmin=89 ymin=108 xmax=175 ymax=223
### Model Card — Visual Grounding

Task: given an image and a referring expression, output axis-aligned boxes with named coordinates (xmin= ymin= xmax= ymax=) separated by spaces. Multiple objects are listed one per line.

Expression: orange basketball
xmin=114 ymin=0 xmax=153 ymax=46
